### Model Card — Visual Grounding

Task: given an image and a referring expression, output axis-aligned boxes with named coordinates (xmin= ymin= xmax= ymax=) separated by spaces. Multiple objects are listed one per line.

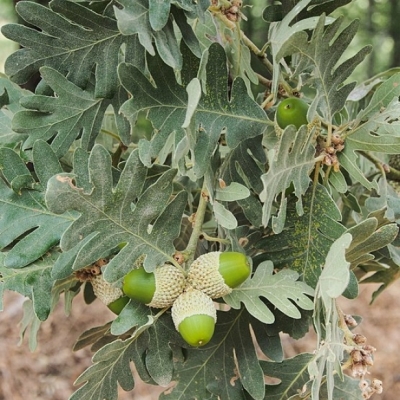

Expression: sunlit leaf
xmin=340 ymin=73 xmax=400 ymax=189
xmin=256 ymin=185 xmax=345 ymax=287
xmin=45 ymin=145 xmax=187 ymax=281
xmin=0 ymin=251 xmax=58 ymax=320
xmin=0 ymin=74 xmax=30 ymax=147
xmin=119 ymin=43 xmax=268 ymax=179
xmin=260 ymin=124 xmax=317 ymax=229
xmin=2 ymin=0 xmax=133 ymax=98
xmin=225 ymin=261 xmax=314 ymax=324
xmin=278 ymin=15 xmax=371 ymax=122
xmin=12 ymin=67 xmax=121 ymax=157
xmin=0 ymin=148 xmax=73 ymax=268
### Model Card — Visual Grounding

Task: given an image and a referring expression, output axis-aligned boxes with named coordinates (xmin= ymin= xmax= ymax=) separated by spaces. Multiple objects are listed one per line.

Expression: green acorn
xmin=90 ymin=274 xmax=124 ymax=306
xmin=122 ymin=264 xmax=186 ymax=308
xmin=171 ymin=287 xmax=217 ymax=347
xmin=187 ymin=251 xmax=251 ymax=299
xmin=276 ymin=97 xmax=309 ymax=130
xmin=107 ymin=296 xmax=129 ymax=315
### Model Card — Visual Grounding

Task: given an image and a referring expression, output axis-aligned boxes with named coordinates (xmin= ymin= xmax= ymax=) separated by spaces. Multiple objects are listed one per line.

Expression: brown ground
xmin=0 ymin=280 xmax=399 ymax=400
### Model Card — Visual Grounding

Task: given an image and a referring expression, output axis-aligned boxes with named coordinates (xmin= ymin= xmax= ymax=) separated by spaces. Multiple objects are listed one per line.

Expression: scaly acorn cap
xmin=187 ymin=251 xmax=251 ymax=299
xmin=122 ymin=264 xmax=186 ymax=308
xmin=148 ymin=264 xmax=186 ymax=308
xmin=171 ymin=287 xmax=217 ymax=347
xmin=90 ymin=274 xmax=124 ymax=306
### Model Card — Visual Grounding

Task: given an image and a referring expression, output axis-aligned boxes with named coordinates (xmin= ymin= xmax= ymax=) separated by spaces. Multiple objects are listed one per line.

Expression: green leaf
xmin=12 ymin=67 xmax=111 ymax=157
xmin=45 ymin=145 xmax=187 ymax=280
xmin=261 ymin=353 xmax=362 ymax=399
xmin=119 ymin=43 xmax=268 ymax=178
xmin=340 ymin=73 xmax=400 ymax=189
xmin=361 ymin=259 xmax=400 ymax=303
xmin=2 ymin=0 xmax=134 ymax=98
xmin=71 ymin=313 xmax=178 ymax=399
xmin=318 ymin=233 xmax=352 ymax=302
xmin=268 ymin=0 xmax=331 ymax=99
xmin=366 ymin=178 xmax=400 ymax=221
xmin=0 ymin=251 xmax=57 ymax=320
xmin=215 ymin=182 xmax=250 ymax=202
xmin=220 ymin=136 xmax=266 ymax=227
xmin=164 ymin=309 xmax=266 ymax=400
xmin=311 ymin=235 xmax=354 ymax=400
xmin=256 ymin=185 xmax=345 ymax=287
xmin=149 ymin=0 xmax=171 ymax=30
xmin=278 ymin=15 xmax=371 ymax=121
xmin=263 ymin=0 xmax=351 ymax=22
xmin=346 ymin=217 xmax=399 ymax=268
xmin=260 ymin=125 xmax=317 ymax=230
xmin=73 ymin=322 xmax=113 ymax=352
xmin=0 ymin=74 xmax=30 ymax=147
xmin=114 ymin=0 xmax=201 ymax=70
xmin=213 ymin=200 xmax=238 ymax=230
xmin=225 ymin=261 xmax=314 ymax=324
xmin=70 ymin=338 xmax=141 ymax=400
xmin=262 ymin=353 xmax=313 ymax=399
xmin=18 ymin=299 xmax=42 ymax=351
xmin=110 ymin=300 xmax=151 ymax=336
xmin=32 ymin=140 xmax=63 ymax=188
xmin=0 ymin=146 xmax=35 ymax=192
xmin=0 ymin=154 xmax=73 ymax=267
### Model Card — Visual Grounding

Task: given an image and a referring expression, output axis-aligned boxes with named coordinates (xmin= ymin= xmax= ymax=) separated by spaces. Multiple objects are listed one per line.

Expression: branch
xmin=359 ymin=151 xmax=400 ymax=181
xmin=183 ymin=181 xmax=210 ymax=267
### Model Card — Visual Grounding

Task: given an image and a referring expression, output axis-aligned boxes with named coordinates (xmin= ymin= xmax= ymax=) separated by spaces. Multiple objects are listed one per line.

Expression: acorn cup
xmin=122 ymin=264 xmax=186 ymax=308
xmin=187 ymin=251 xmax=251 ymax=299
xmin=171 ymin=287 xmax=217 ymax=347
xmin=90 ymin=274 xmax=127 ymax=314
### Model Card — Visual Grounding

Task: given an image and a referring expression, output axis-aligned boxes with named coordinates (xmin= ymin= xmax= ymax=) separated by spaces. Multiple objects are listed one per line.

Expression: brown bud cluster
xmin=74 ymin=258 xmax=108 ymax=281
xmin=349 ymin=341 xmax=376 ymax=378
xmin=344 ymin=314 xmax=358 ymax=328
xmin=316 ymin=134 xmax=345 ymax=172
xmin=344 ymin=331 xmax=382 ymax=398
xmin=359 ymin=379 xmax=383 ymax=399
xmin=221 ymin=0 xmax=243 ymax=22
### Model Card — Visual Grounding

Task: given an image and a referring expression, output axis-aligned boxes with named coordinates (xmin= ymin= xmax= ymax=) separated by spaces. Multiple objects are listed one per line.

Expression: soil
xmin=0 ymin=280 xmax=399 ymax=400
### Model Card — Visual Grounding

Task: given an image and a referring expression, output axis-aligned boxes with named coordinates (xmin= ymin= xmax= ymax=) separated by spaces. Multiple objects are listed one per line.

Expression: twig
xmin=358 ymin=151 xmax=400 ymax=180
xmin=184 ymin=181 xmax=210 ymax=268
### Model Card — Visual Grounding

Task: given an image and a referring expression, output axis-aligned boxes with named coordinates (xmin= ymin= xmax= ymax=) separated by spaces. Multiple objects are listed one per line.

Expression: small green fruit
xmin=123 ymin=267 xmax=155 ymax=304
xmin=187 ymin=251 xmax=251 ymax=299
xmin=276 ymin=97 xmax=309 ymax=129
xmin=122 ymin=264 xmax=186 ymax=308
xmin=172 ymin=288 xmax=216 ymax=347
xmin=219 ymin=251 xmax=251 ymax=289
xmin=107 ymin=296 xmax=129 ymax=315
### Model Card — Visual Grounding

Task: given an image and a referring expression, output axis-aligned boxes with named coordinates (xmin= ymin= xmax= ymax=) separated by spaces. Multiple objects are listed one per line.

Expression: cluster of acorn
xmin=88 ymin=252 xmax=251 ymax=347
